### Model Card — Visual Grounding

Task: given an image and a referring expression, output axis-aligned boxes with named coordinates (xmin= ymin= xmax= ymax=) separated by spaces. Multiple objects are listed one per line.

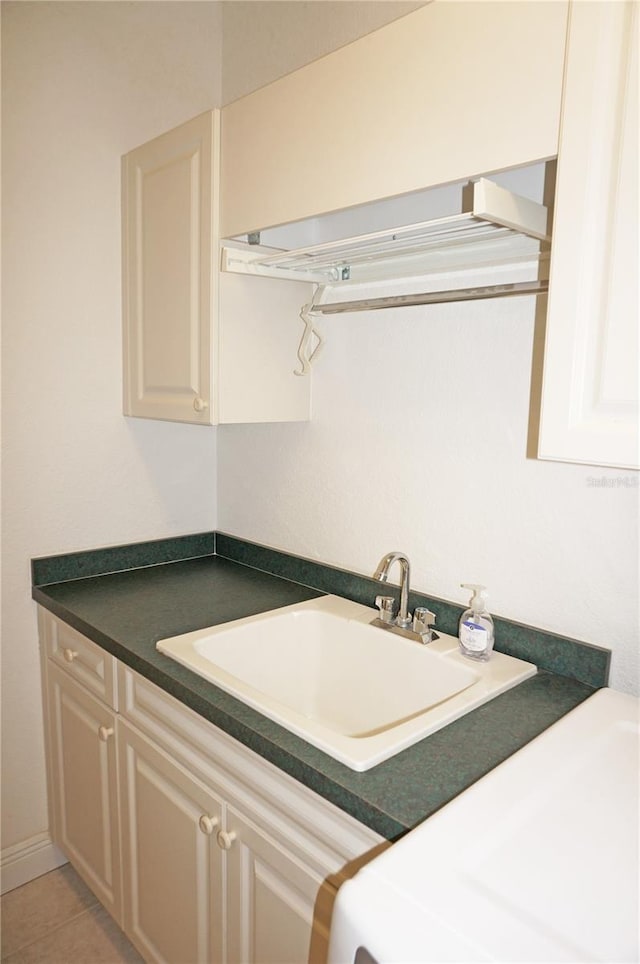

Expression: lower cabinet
xmin=224 ymin=803 xmax=335 ymax=964
xmin=118 ymin=721 xmax=224 ymax=964
xmin=46 ymin=662 xmax=122 ymax=924
xmin=39 ymin=608 xmax=384 ymax=964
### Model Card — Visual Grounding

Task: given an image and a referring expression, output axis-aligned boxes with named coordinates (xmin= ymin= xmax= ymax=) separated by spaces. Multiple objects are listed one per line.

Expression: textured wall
xmin=1 ymin=0 xmax=221 ymax=858
xmin=217 ymin=167 xmax=639 ymax=697
xmin=0 ymin=0 xmax=432 ymax=881
xmin=221 ymin=0 xmax=424 ymax=104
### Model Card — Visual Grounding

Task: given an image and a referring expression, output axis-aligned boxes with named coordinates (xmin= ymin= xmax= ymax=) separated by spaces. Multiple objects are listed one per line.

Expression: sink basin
xmin=157 ymin=595 xmax=536 ymax=770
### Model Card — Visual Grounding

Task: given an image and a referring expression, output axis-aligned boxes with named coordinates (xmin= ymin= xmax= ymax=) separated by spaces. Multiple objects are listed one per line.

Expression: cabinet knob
xmin=193 ymin=396 xmax=208 ymax=413
xmin=198 ymin=814 xmax=219 ymax=836
xmin=98 ymin=725 xmax=114 ymax=742
xmin=216 ymin=829 xmax=237 ymax=851
xmin=62 ymin=648 xmax=78 ymax=663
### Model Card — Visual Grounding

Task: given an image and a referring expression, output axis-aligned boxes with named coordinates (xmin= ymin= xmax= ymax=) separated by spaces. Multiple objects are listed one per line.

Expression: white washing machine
xmin=328 ymin=688 xmax=639 ymax=964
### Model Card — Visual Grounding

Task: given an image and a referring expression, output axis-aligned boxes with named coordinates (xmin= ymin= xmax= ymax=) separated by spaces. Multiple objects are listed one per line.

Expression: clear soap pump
xmin=459 ymin=584 xmax=494 ymax=661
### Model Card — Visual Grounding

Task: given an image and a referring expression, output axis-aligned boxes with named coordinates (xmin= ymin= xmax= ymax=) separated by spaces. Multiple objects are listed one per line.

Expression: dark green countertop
xmin=33 ymin=552 xmax=598 ymax=841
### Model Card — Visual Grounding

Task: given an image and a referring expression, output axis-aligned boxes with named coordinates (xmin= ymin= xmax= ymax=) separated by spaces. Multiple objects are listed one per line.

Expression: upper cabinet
xmin=122 ymin=3 xmax=567 ymax=429
xmin=122 ymin=111 xmax=311 ymax=426
xmin=123 ymin=112 xmax=216 ymax=424
xmin=122 ymin=0 xmax=636 ymax=468
xmin=220 ymin=1 xmax=568 ymax=238
xmin=538 ymin=1 xmax=639 ymax=469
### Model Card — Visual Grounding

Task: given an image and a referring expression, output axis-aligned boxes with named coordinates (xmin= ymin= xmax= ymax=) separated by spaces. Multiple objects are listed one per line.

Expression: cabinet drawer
xmin=43 ymin=612 xmax=117 ymax=709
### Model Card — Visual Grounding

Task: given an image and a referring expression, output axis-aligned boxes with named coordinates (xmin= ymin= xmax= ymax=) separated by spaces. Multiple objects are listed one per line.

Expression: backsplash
xmin=33 ymin=531 xmax=611 ymax=690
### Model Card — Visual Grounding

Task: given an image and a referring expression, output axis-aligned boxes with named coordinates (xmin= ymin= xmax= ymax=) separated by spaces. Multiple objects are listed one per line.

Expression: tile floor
xmin=1 ymin=864 xmax=143 ymax=963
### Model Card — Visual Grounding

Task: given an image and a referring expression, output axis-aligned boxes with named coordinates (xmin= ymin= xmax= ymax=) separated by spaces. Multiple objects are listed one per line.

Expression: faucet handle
xmin=374 ymin=595 xmax=396 ymax=624
xmin=413 ymin=607 xmax=436 ymax=639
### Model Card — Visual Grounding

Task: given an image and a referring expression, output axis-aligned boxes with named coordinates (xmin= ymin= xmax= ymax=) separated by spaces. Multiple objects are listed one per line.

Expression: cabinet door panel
xmin=221 ymin=2 xmax=567 ymax=237
xmin=48 ymin=664 xmax=121 ymax=922
xmin=226 ymin=805 xmax=334 ymax=964
xmin=119 ymin=720 xmax=223 ymax=964
xmin=539 ymin=1 xmax=639 ymax=468
xmin=123 ymin=111 xmax=218 ymax=424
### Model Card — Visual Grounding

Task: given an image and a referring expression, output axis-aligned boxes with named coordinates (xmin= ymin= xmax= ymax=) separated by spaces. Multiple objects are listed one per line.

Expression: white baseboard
xmin=1 ymin=832 xmax=67 ymax=894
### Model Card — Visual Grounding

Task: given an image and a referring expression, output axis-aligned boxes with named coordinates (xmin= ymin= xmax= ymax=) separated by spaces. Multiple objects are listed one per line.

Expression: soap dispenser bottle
xmin=459 ymin=584 xmax=494 ymax=661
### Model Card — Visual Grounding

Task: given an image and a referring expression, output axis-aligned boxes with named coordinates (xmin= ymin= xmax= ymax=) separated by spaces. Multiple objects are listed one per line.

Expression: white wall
xmin=0 ymin=0 xmax=431 ymax=890
xmin=221 ymin=0 xmax=424 ymax=104
xmin=1 ymin=0 xmax=223 ymax=874
xmin=217 ymin=303 xmax=639 ymax=695
xmin=217 ymin=168 xmax=640 ymax=696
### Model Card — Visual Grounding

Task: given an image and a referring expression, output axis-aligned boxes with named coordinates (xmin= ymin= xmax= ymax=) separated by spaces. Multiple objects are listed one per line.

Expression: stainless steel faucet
xmin=372 ymin=551 xmax=437 ymax=644
xmin=373 ymin=551 xmax=412 ymax=627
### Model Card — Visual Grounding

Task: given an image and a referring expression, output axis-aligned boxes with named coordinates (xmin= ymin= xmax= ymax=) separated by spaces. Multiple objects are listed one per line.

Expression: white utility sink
xmin=157 ymin=595 xmax=536 ymax=770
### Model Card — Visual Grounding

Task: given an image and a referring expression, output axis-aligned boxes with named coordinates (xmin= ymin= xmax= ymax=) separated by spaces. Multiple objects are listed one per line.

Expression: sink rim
xmin=156 ymin=595 xmax=537 ymax=771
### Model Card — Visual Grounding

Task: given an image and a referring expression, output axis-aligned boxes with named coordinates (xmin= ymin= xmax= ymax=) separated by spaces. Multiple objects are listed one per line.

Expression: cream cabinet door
xmin=221 ymin=1 xmax=567 ymax=237
xmin=538 ymin=1 xmax=639 ymax=469
xmin=224 ymin=803 xmax=336 ymax=964
xmin=122 ymin=110 xmax=218 ymax=424
xmin=118 ymin=720 xmax=224 ymax=964
xmin=122 ymin=110 xmax=311 ymax=426
xmin=47 ymin=663 xmax=122 ymax=923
